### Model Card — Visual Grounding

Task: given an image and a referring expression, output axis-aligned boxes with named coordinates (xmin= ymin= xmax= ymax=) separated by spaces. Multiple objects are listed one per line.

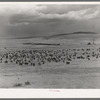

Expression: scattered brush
xmin=25 ymin=81 xmax=31 ymax=85
xmin=13 ymin=83 xmax=22 ymax=87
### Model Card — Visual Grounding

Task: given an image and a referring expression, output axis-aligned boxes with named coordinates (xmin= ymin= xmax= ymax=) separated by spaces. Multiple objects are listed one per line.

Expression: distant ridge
xmin=6 ymin=36 xmax=39 ymax=39
xmin=45 ymin=31 xmax=98 ymax=39
xmin=2 ymin=31 xmax=97 ymax=40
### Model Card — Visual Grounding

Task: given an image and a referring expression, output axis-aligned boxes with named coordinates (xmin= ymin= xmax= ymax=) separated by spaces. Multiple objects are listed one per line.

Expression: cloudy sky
xmin=0 ymin=3 xmax=100 ymax=38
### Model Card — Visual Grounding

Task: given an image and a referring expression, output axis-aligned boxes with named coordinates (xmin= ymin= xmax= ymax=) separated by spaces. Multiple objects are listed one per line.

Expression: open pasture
xmin=0 ymin=44 xmax=100 ymax=88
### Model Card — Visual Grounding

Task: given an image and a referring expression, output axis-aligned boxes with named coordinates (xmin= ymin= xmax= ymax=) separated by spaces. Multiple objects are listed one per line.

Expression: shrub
xmin=25 ymin=81 xmax=31 ymax=85
xmin=14 ymin=83 xmax=22 ymax=87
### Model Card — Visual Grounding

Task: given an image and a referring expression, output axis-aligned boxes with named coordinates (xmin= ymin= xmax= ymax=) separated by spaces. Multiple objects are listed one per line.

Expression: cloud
xmin=0 ymin=3 xmax=100 ymax=38
xmin=8 ymin=5 xmax=100 ymax=26
xmin=36 ymin=5 xmax=100 ymax=20
xmin=66 ymin=7 xmax=100 ymax=20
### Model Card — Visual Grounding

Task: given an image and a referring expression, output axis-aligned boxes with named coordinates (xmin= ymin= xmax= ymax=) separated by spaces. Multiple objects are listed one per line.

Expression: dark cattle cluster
xmin=0 ymin=47 xmax=100 ymax=66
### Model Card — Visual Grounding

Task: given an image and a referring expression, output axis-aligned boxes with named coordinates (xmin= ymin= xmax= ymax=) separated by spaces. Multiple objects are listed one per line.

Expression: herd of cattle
xmin=0 ymin=47 xmax=100 ymax=66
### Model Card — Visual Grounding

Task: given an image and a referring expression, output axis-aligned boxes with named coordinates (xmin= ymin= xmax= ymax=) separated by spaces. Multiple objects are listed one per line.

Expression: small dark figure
xmin=66 ymin=62 xmax=70 ymax=64
xmin=4 ymin=60 xmax=8 ymax=63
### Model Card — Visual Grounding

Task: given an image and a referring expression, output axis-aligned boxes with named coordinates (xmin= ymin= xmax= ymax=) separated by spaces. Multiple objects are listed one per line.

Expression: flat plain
xmin=0 ymin=38 xmax=100 ymax=88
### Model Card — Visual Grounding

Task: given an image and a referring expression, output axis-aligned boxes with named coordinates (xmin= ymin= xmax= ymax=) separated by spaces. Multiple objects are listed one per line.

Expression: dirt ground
xmin=0 ymin=40 xmax=100 ymax=88
xmin=0 ymin=58 xmax=100 ymax=88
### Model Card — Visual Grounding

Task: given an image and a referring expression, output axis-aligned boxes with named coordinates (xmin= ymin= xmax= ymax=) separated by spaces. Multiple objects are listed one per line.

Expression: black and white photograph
xmin=0 ymin=2 xmax=100 ymax=89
